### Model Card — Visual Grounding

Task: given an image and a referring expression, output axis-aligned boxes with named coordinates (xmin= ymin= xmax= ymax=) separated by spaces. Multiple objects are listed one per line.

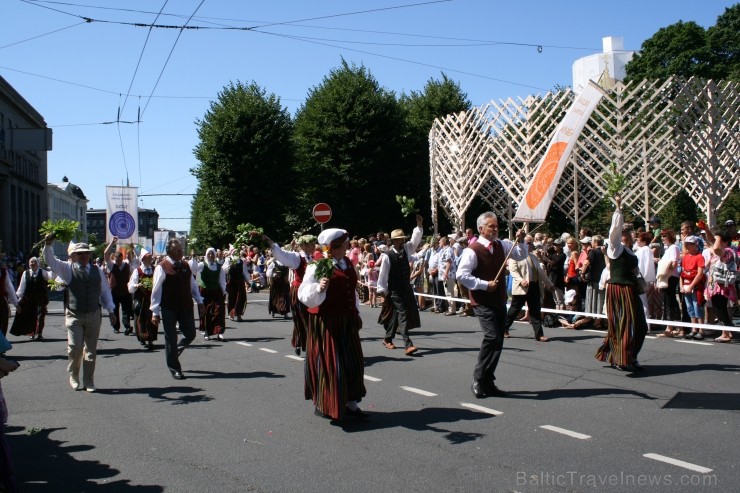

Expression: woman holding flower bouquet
xmin=197 ymin=248 xmax=227 ymax=341
xmin=298 ymin=228 xmax=367 ymax=421
xmin=127 ymin=249 xmax=158 ymax=350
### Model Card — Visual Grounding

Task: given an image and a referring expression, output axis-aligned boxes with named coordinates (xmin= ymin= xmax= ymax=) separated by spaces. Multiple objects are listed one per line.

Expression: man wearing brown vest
xmin=457 ymin=212 xmax=527 ymax=398
xmin=150 ymin=239 xmax=204 ymax=380
xmin=105 ymin=239 xmax=134 ymax=335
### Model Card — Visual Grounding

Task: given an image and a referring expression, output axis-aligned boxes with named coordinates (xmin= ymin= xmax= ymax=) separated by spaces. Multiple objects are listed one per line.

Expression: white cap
xmin=317 ymin=228 xmax=348 ymax=246
xmin=564 ymin=289 xmax=577 ymax=304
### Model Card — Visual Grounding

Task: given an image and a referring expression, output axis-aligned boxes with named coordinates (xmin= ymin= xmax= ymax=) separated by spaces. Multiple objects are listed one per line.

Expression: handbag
xmin=711 ymin=260 xmax=737 ymax=287
xmin=655 ymin=256 xmax=672 ymax=289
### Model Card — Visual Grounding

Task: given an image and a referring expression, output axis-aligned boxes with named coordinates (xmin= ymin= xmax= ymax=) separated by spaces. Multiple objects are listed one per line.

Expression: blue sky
xmin=2 ymin=0 xmax=734 ymax=233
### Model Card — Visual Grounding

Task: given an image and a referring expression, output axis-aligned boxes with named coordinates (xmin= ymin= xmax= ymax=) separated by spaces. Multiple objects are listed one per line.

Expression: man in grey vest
xmin=44 ymin=237 xmax=116 ymax=392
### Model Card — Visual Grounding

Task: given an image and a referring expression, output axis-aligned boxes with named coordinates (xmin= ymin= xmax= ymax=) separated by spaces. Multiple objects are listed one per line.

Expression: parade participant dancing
xmin=224 ymin=251 xmax=249 ymax=321
xmin=127 ymin=249 xmax=158 ymax=351
xmin=457 ymin=212 xmax=527 ymax=398
xmin=197 ymin=248 xmax=226 ymax=341
xmin=10 ymin=257 xmax=51 ymax=340
xmin=298 ymin=229 xmax=367 ymax=421
xmin=263 ymin=234 xmax=317 ymax=355
xmin=266 ymin=257 xmax=290 ymax=318
xmin=43 ymin=238 xmax=116 ymax=392
xmin=150 ymin=239 xmax=205 ymax=380
xmin=377 ymin=214 xmax=425 ymax=355
xmin=595 ymin=195 xmax=648 ymax=371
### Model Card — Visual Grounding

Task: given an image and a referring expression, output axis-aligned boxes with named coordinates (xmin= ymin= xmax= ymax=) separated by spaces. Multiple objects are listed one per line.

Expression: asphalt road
xmin=4 ymin=294 xmax=739 ymax=492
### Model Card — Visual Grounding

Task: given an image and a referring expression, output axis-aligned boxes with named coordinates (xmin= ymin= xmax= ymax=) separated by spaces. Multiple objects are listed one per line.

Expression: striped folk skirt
xmin=290 ymin=285 xmax=309 ymax=352
xmin=304 ymin=313 xmax=366 ymax=420
xmin=595 ymin=283 xmax=648 ymax=366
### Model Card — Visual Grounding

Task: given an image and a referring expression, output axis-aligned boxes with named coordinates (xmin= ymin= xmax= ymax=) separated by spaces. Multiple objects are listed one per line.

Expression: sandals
xmin=382 ymin=341 xmax=396 ymax=350
xmin=657 ymin=331 xmax=674 ymax=338
xmin=714 ymin=337 xmax=732 ymax=343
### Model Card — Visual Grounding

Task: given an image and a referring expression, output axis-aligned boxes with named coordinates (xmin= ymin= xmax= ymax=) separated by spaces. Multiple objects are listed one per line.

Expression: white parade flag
xmin=106 ymin=186 xmax=139 ymax=243
xmin=514 ymin=81 xmax=606 ymax=223
xmin=153 ymin=230 xmax=169 ymax=256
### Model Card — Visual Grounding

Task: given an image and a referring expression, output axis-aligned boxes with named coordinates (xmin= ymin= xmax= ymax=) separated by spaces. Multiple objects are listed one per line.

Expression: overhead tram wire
xmin=0 ymin=21 xmax=88 ymax=50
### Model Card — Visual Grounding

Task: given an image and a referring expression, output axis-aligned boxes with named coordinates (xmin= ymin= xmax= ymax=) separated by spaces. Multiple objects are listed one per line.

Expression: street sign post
xmin=312 ymin=203 xmax=332 ymax=228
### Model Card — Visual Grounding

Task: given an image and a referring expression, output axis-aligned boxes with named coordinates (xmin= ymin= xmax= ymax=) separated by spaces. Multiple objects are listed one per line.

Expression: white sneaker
xmin=204 ymin=335 xmax=210 ymax=341
xmin=85 ymin=384 xmax=96 ymax=393
xmin=217 ymin=334 xmax=225 ymax=341
xmin=69 ymin=376 xmax=80 ymax=390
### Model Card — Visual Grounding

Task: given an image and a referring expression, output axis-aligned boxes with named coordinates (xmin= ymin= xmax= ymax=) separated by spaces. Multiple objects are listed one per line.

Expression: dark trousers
xmin=161 ymin=306 xmax=196 ymax=373
xmin=385 ymin=291 xmax=413 ymax=348
xmin=711 ymin=294 xmax=734 ymax=327
xmin=505 ymin=283 xmax=544 ymax=339
xmin=661 ymin=276 xmax=681 ymax=322
xmin=472 ymin=302 xmax=507 ymax=384
xmin=111 ymin=292 xmax=133 ymax=330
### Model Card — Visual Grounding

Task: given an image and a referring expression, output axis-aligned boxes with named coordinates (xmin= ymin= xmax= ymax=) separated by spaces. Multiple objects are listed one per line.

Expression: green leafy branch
xmin=604 ymin=162 xmax=628 ymax=197
xmin=395 ymin=195 xmax=418 ymax=217
xmin=312 ymin=258 xmax=335 ymax=279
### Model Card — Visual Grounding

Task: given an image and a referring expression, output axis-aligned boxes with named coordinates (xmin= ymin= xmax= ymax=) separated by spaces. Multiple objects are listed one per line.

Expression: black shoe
xmin=631 ymin=361 xmax=645 ymax=371
xmin=171 ymin=371 xmax=186 ymax=380
xmin=147 ymin=342 xmax=154 ymax=351
xmin=294 ymin=347 xmax=301 ymax=356
xmin=471 ymin=381 xmax=486 ymax=398
xmin=177 ymin=346 xmax=186 ymax=356
xmin=344 ymin=407 xmax=369 ymax=419
xmin=113 ymin=329 xmax=120 ymax=334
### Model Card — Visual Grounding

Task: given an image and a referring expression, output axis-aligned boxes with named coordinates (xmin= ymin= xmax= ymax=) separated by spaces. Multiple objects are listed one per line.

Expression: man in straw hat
xmin=44 ymin=236 xmax=116 ymax=392
xmin=457 ymin=212 xmax=527 ymax=398
xmin=298 ymin=228 xmax=367 ymax=420
xmin=377 ymin=214 xmax=425 ymax=355
xmin=262 ymin=233 xmax=318 ymax=355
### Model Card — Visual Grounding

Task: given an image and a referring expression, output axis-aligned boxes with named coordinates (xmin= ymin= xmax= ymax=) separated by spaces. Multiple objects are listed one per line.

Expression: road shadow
xmin=411 ymin=346 xmax=482 ymax=357
xmin=506 ymin=387 xmax=656 ymax=401
xmin=335 ymin=406 xmax=490 ymax=444
xmin=96 ymin=385 xmax=214 ymax=405
xmin=97 ymin=347 xmax=154 ymax=357
xmin=363 ymin=355 xmax=415 ymax=367
xmin=544 ymin=334 xmax=604 ymax=343
xmin=6 ymin=426 xmax=164 ymax=492
xmin=625 ymin=363 xmax=740 ymax=379
xmin=227 ymin=336 xmax=285 ymax=343
xmin=412 ymin=330 xmax=478 ymax=336
xmin=664 ymin=392 xmax=740 ymax=411
xmin=185 ymin=370 xmax=285 ymax=380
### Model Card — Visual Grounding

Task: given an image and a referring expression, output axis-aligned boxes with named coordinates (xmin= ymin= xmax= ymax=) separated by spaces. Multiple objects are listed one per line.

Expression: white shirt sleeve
xmin=149 ymin=265 xmax=166 ymax=317
xmin=456 ymin=248 xmax=487 ymax=291
xmin=376 ymin=253 xmax=390 ymax=294
xmin=128 ymin=268 xmax=140 ymax=294
xmin=15 ymin=271 xmax=28 ymax=299
xmin=607 ymin=209 xmax=625 ymax=260
xmin=297 ymin=263 xmax=326 ymax=308
xmin=43 ymin=244 xmax=73 ymax=284
xmin=270 ymin=244 xmax=302 ymax=269
xmin=96 ymin=266 xmax=115 ymax=313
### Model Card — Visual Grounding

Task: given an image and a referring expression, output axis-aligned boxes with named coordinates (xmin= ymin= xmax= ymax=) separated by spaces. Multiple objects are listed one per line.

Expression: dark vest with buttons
xmin=108 ymin=263 xmax=131 ymax=297
xmin=307 ymin=257 xmax=358 ymax=317
xmin=387 ymin=247 xmax=410 ymax=292
xmin=68 ymin=264 xmax=102 ymax=314
xmin=468 ymin=240 xmax=508 ymax=306
xmin=608 ymin=248 xmax=638 ymax=286
xmin=201 ymin=263 xmax=221 ymax=290
xmin=160 ymin=260 xmax=194 ymax=312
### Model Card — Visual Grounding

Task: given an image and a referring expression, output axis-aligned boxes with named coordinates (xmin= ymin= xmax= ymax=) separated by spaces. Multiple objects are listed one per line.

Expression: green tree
xmin=400 ymin=73 xmax=471 ymax=231
xmin=707 ymin=4 xmax=740 ymax=80
xmin=190 ymin=81 xmax=294 ymax=247
xmin=292 ymin=59 xmax=407 ymax=236
xmin=625 ymin=21 xmax=716 ymax=81
xmin=656 ymin=190 xmax=700 ymax=232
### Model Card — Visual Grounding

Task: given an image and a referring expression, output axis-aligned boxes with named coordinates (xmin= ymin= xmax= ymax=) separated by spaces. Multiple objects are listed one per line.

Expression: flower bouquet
xmin=312 ymin=258 xmax=335 ymax=280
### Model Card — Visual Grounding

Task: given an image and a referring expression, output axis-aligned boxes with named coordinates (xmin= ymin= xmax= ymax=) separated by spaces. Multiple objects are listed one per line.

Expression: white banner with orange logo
xmin=514 ymin=81 xmax=605 ymax=223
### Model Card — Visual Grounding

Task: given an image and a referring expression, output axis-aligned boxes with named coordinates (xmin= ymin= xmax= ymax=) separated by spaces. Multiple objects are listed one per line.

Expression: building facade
xmin=48 ymin=176 xmax=88 ymax=260
xmin=0 ymin=75 xmax=50 ymax=256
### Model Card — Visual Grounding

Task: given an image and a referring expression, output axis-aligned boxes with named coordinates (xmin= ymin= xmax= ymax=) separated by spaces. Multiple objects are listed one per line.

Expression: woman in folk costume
xmin=197 ymin=248 xmax=227 ymax=341
xmin=0 ymin=262 xmax=19 ymax=337
xmin=262 ymin=234 xmax=317 ymax=355
xmin=298 ymin=228 xmax=367 ymax=421
xmin=595 ymin=195 xmax=648 ymax=371
xmin=224 ymin=248 xmax=249 ymax=321
xmin=10 ymin=257 xmax=52 ymax=340
xmin=127 ymin=249 xmax=158 ymax=350
xmin=266 ymin=254 xmax=290 ymax=318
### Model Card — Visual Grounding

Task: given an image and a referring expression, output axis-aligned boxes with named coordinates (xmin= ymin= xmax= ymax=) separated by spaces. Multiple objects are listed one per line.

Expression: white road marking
xmin=400 ymin=386 xmax=437 ymax=397
xmin=643 ymin=453 xmax=713 ymax=473
xmin=460 ymin=402 xmax=503 ymax=416
xmin=285 ymin=355 xmax=304 ymax=361
xmin=259 ymin=348 xmax=278 ymax=354
xmin=363 ymin=375 xmax=382 ymax=382
xmin=539 ymin=425 xmax=591 ymax=440
xmin=644 ymin=335 xmax=657 ymax=339
xmin=235 ymin=342 xmax=253 ymax=347
xmin=675 ymin=339 xmax=713 ymax=346
xmin=584 ymin=329 xmax=606 ymax=334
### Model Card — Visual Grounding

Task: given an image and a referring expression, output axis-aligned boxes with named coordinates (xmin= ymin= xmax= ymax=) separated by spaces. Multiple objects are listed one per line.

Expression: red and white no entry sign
xmin=312 ymin=202 xmax=332 ymax=224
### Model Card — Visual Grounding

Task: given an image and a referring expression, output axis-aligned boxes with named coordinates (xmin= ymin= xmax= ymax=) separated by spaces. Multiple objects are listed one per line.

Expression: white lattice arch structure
xmin=430 ymin=76 xmax=740 ymax=233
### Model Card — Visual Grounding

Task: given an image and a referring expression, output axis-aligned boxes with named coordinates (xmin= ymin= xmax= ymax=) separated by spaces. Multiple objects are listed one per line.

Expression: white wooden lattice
xmin=430 ymin=76 xmax=740 ymax=231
